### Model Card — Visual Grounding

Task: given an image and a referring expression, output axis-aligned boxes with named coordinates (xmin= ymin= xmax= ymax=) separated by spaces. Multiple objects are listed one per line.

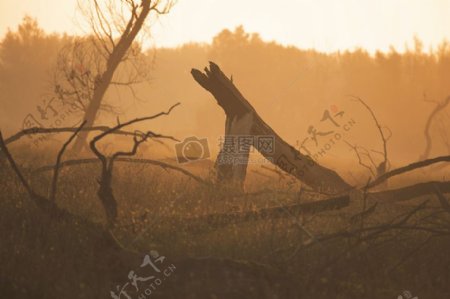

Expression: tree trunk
xmin=215 ymin=112 xmax=253 ymax=190
xmin=72 ymin=75 xmax=111 ymax=151
xmin=191 ymin=62 xmax=351 ymax=194
xmin=72 ymin=1 xmax=152 ymax=152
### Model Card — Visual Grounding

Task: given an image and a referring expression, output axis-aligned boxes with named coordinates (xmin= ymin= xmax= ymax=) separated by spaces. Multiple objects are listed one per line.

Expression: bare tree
xmin=54 ymin=0 xmax=175 ymax=152
xmin=88 ymin=103 xmax=180 ymax=227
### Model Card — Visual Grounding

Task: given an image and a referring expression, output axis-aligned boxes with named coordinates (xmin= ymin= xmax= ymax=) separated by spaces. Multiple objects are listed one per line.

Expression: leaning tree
xmin=54 ymin=0 xmax=175 ymax=152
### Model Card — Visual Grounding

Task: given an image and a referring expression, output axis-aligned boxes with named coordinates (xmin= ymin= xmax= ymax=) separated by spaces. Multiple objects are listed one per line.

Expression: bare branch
xmin=50 ymin=121 xmax=87 ymax=201
xmin=368 ymin=155 xmax=450 ymax=189
xmin=420 ymin=95 xmax=450 ymax=160
xmin=349 ymin=96 xmax=389 ymax=175
xmin=344 ymin=140 xmax=375 ymax=177
xmin=91 ymin=102 xmax=180 ymax=144
xmin=4 ymin=124 xmax=176 ymax=146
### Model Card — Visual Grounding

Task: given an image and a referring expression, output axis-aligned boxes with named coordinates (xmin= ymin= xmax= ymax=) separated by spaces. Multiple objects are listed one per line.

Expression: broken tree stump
xmin=191 ymin=62 xmax=351 ymax=194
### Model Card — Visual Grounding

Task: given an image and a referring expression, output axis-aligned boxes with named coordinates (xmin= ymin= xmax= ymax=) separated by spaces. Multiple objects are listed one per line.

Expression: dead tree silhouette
xmin=88 ymin=103 xmax=180 ymax=227
xmin=53 ymin=0 xmax=175 ymax=152
xmin=192 ymin=62 xmax=351 ymax=194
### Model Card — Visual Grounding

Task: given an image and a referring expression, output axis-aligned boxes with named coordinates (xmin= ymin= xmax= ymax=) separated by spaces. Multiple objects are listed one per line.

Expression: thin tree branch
xmin=91 ymin=102 xmax=180 ymax=144
xmin=420 ymin=95 xmax=450 ymax=160
xmin=344 ymin=140 xmax=375 ymax=177
xmin=5 ymin=125 xmax=177 ymax=146
xmin=350 ymin=95 xmax=389 ymax=175
xmin=50 ymin=121 xmax=87 ymax=201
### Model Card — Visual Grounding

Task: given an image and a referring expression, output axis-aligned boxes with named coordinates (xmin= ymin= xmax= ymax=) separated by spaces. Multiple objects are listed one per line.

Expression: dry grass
xmin=1 ymin=148 xmax=449 ymax=299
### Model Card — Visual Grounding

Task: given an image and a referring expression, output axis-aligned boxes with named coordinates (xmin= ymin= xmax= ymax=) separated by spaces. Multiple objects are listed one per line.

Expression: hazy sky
xmin=0 ymin=0 xmax=449 ymax=53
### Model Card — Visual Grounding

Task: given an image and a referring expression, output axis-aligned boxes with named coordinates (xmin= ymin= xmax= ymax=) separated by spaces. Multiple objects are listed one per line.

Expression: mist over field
xmin=1 ymin=2 xmax=450 ymax=299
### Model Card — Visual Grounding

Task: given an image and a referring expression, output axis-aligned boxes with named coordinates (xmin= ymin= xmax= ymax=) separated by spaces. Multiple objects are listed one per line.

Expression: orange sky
xmin=0 ymin=0 xmax=450 ymax=53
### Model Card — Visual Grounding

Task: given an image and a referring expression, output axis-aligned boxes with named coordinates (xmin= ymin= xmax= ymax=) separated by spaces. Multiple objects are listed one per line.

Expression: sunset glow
xmin=1 ymin=0 xmax=449 ymax=53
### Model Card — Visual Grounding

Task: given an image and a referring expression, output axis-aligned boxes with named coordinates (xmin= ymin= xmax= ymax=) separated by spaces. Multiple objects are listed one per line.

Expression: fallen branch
xmin=177 ymin=194 xmax=350 ymax=233
xmin=369 ymin=180 xmax=450 ymax=202
xmin=169 ymin=179 xmax=450 ymax=234
xmin=368 ymin=155 xmax=450 ymax=189
xmin=316 ymin=200 xmax=432 ymax=243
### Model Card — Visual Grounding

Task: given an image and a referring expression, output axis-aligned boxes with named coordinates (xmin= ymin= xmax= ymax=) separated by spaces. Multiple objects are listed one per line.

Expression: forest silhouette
xmin=1 ymin=18 xmax=449 ymax=167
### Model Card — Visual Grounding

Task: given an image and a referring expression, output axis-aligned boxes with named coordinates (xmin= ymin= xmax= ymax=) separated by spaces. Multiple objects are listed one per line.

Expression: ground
xmin=0 ymin=148 xmax=449 ymax=299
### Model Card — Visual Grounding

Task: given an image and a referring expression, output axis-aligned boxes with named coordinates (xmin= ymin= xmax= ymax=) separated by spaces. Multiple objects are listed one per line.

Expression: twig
xmin=50 ymin=121 xmax=86 ymax=201
xmin=90 ymin=102 xmax=180 ymax=145
xmin=344 ymin=140 xmax=375 ymax=176
xmin=350 ymin=95 xmax=389 ymax=176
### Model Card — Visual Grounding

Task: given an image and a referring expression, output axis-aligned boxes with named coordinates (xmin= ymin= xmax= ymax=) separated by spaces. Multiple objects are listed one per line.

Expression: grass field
xmin=1 ymin=146 xmax=449 ymax=299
